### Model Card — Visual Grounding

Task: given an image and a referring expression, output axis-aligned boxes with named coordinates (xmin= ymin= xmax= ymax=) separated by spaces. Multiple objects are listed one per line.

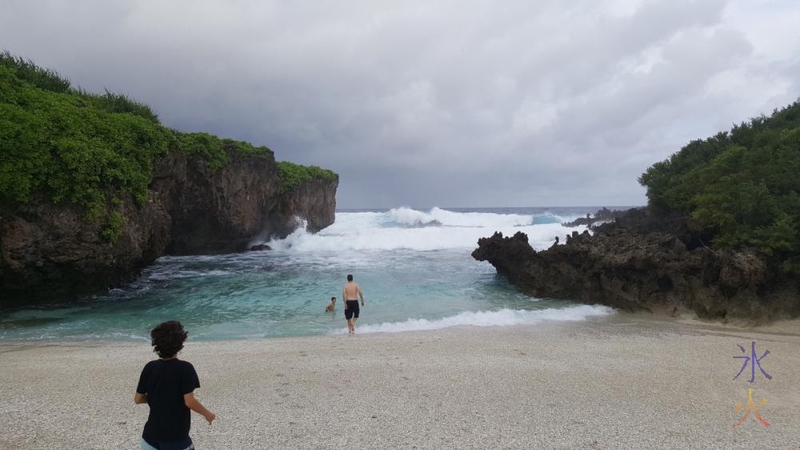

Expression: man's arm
xmin=134 ymin=393 xmax=147 ymax=404
xmin=358 ymin=285 xmax=364 ymax=305
xmin=343 ymin=286 xmax=348 ymax=308
xmin=184 ymin=391 xmax=216 ymax=425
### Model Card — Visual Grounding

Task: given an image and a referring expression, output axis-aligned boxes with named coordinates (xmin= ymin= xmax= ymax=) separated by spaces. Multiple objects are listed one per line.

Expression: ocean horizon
xmin=0 ymin=206 xmax=632 ymax=342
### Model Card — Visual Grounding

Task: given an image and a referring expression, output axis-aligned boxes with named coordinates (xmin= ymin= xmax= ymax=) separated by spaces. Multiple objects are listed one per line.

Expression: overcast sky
xmin=2 ymin=0 xmax=799 ymax=209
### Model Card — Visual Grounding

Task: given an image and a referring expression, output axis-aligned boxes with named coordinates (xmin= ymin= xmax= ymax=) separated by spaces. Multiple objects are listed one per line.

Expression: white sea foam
xmin=389 ymin=207 xmax=441 ymax=227
xmin=388 ymin=207 xmax=534 ymax=228
xmin=348 ymin=305 xmax=614 ymax=335
xmin=264 ymin=207 xmax=589 ymax=253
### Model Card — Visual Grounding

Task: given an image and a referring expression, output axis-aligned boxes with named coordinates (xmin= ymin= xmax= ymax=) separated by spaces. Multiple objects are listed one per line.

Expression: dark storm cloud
xmin=2 ymin=0 xmax=799 ymax=208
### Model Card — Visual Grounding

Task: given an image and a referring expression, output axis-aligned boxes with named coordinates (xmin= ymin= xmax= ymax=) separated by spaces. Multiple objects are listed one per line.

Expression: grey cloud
xmin=1 ymin=0 xmax=799 ymax=208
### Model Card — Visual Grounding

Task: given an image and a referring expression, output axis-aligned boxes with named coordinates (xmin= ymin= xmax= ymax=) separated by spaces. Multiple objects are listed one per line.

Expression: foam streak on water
xmin=352 ymin=305 xmax=614 ymax=335
xmin=0 ymin=206 xmax=612 ymax=341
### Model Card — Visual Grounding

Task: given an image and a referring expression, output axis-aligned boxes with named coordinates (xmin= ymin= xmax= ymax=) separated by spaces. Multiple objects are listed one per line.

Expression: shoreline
xmin=2 ymin=314 xmax=799 ymax=449
xmin=3 ymin=304 xmax=798 ymax=346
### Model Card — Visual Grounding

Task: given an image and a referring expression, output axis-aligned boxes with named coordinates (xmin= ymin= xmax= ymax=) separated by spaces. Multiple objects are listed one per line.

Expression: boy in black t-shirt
xmin=135 ymin=321 xmax=216 ymax=450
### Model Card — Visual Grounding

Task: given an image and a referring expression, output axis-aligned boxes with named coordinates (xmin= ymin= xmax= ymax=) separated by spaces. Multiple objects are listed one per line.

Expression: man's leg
xmin=352 ymin=305 xmax=359 ymax=333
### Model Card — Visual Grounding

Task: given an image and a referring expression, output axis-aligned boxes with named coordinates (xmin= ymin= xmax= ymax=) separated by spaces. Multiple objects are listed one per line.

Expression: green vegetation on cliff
xmin=639 ymin=101 xmax=800 ymax=271
xmin=0 ymin=53 xmax=335 ymax=241
xmin=277 ymin=161 xmax=337 ymax=194
xmin=175 ymin=132 xmax=273 ymax=171
xmin=0 ymin=53 xmax=169 ymax=217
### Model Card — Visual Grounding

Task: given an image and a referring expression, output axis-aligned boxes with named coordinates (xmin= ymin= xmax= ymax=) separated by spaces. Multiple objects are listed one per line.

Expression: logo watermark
xmin=732 ymin=341 xmax=771 ymax=428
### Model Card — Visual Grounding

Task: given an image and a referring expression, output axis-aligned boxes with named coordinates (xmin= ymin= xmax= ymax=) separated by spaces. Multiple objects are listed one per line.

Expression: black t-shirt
xmin=136 ymin=359 xmax=201 ymax=444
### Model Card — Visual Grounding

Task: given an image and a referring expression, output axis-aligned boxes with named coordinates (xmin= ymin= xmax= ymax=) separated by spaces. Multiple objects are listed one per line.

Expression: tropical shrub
xmin=639 ymin=101 xmax=800 ymax=268
xmin=278 ymin=161 xmax=337 ymax=193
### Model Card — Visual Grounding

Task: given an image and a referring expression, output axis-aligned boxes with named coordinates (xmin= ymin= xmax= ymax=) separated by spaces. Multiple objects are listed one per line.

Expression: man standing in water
xmin=342 ymin=274 xmax=365 ymax=334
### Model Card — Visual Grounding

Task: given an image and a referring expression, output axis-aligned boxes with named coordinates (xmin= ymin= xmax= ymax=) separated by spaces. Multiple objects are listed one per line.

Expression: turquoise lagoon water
xmin=0 ymin=207 xmax=617 ymax=342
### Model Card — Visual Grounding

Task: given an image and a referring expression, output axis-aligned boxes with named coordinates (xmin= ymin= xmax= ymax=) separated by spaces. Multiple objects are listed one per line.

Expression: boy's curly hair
xmin=150 ymin=321 xmax=188 ymax=358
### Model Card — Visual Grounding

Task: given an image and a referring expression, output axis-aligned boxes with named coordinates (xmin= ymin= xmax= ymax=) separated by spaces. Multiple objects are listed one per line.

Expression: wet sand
xmin=1 ymin=314 xmax=799 ymax=449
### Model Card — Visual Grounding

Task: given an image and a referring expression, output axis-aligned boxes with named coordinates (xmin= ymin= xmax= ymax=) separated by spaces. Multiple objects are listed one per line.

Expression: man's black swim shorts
xmin=344 ymin=300 xmax=360 ymax=320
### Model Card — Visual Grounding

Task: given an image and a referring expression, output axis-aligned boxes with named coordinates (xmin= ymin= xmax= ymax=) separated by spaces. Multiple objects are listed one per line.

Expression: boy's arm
xmin=184 ymin=391 xmax=216 ymax=425
xmin=135 ymin=366 xmax=148 ymax=405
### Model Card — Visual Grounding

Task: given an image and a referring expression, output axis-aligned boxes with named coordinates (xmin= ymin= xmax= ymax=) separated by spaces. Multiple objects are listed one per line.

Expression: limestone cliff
xmin=0 ymin=149 xmax=337 ymax=308
xmin=472 ymin=210 xmax=799 ymax=323
xmin=264 ymin=177 xmax=338 ymax=238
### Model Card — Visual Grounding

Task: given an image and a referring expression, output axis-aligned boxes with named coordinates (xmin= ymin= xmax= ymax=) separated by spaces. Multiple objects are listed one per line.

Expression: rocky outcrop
xmin=0 ymin=194 xmax=171 ymax=305
xmin=265 ymin=177 xmax=338 ymax=238
xmin=0 ymin=149 xmax=337 ymax=308
xmin=472 ymin=211 xmax=799 ymax=323
xmin=562 ymin=207 xmax=629 ymax=228
xmin=154 ymin=149 xmax=282 ymax=255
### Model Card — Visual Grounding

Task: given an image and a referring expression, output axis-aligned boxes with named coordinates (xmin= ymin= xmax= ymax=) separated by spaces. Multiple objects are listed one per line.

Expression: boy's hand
xmin=206 ymin=412 xmax=216 ymax=425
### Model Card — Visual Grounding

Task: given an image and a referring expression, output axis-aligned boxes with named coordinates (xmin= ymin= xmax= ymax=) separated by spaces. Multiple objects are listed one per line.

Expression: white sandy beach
xmin=1 ymin=314 xmax=799 ymax=450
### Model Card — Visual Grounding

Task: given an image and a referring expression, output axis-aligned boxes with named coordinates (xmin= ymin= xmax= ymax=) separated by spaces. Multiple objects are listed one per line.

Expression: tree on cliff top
xmin=639 ymin=100 xmax=800 ymax=272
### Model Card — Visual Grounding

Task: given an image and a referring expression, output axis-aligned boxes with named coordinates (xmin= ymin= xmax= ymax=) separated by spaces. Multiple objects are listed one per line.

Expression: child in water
xmin=325 ymin=296 xmax=337 ymax=312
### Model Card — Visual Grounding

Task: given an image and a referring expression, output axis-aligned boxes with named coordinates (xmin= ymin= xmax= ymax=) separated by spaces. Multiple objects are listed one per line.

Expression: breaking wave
xmin=350 ymin=305 xmax=614 ymax=334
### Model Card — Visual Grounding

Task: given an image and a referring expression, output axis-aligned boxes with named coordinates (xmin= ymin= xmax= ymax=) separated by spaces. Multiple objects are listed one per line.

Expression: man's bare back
xmin=343 ymin=282 xmax=363 ymax=301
